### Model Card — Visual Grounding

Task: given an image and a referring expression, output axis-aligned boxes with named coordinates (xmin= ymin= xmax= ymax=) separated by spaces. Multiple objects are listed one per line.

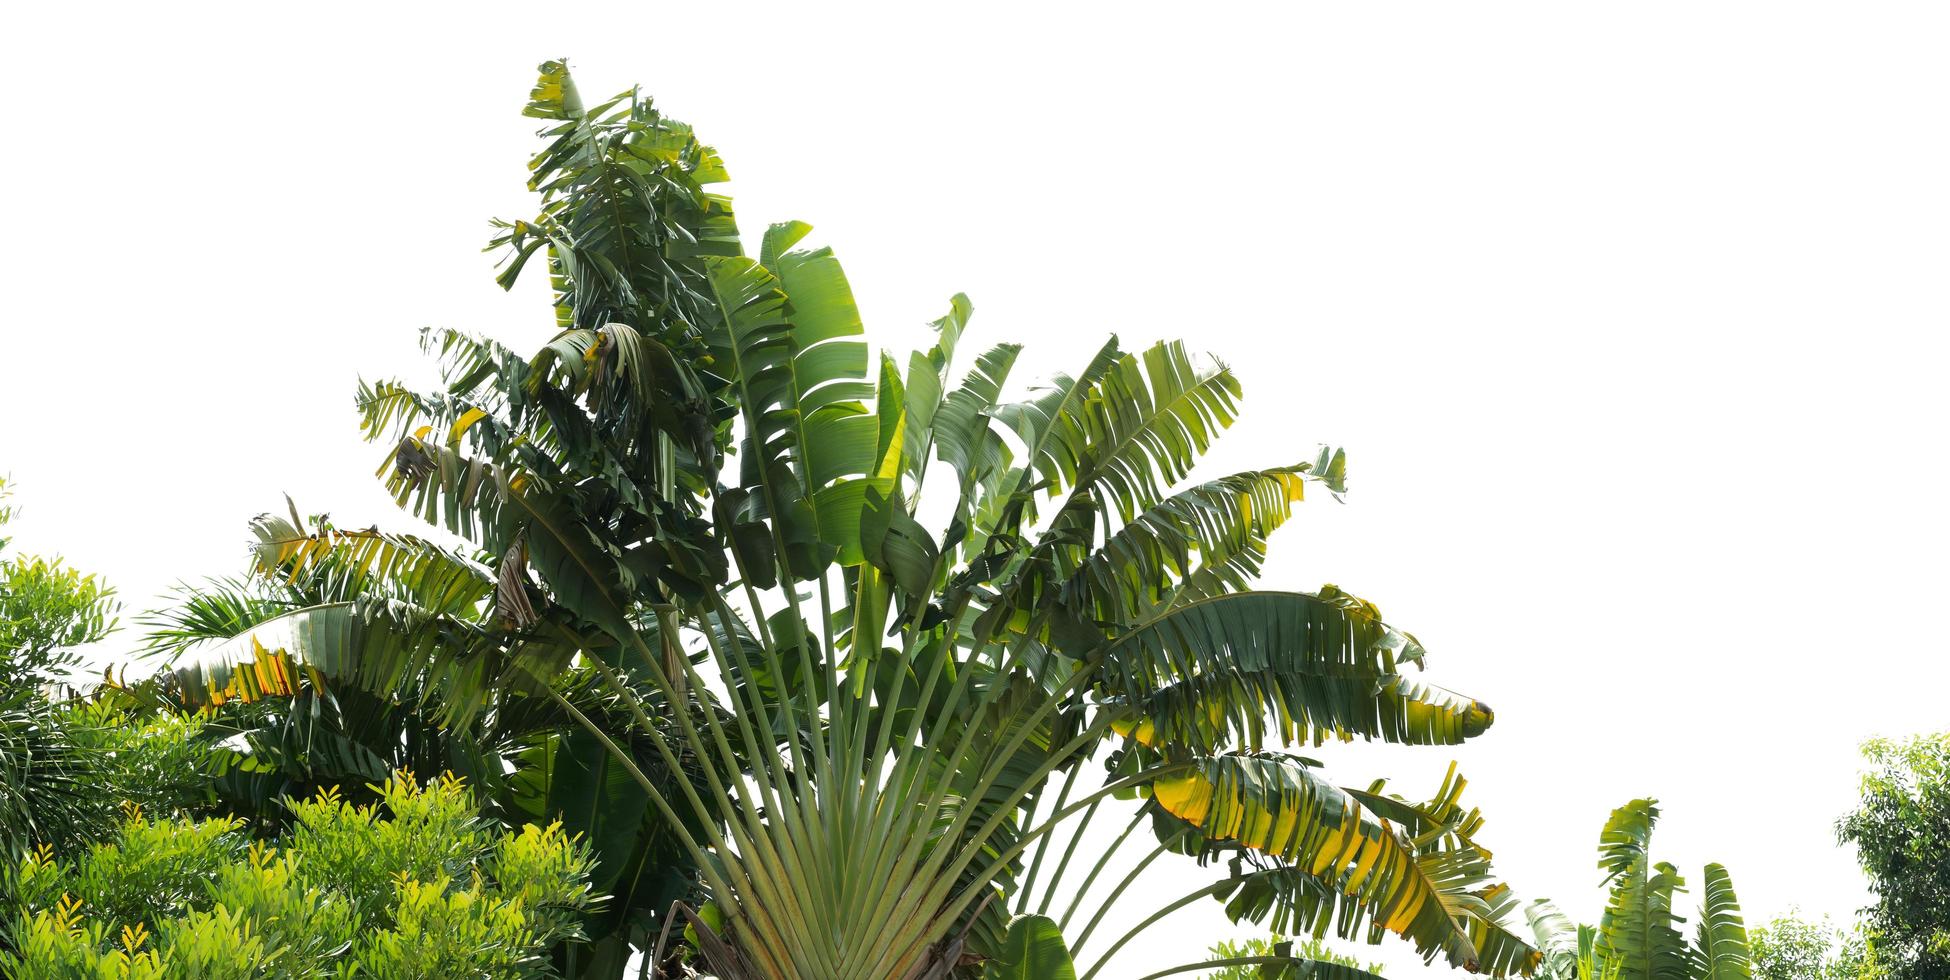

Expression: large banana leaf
xmin=1687 ymin=864 xmax=1750 ymax=980
xmin=932 ymin=340 xmax=1015 ymax=481
xmin=1346 ymin=763 xmax=1488 ymax=858
xmin=246 ymin=511 xmax=496 ymax=620
xmin=1523 ymin=898 xmax=1582 ymax=980
xmin=162 ymin=599 xmax=519 ymax=725
xmin=700 ymin=253 xmax=826 ymax=578
xmin=898 ymin=294 xmax=971 ymax=488
xmin=980 ymin=336 xmax=1124 ymax=547
xmin=1150 ymin=753 xmax=1539 ymax=976
xmin=978 ymin=341 xmax=1243 ymax=630
xmin=1062 ymin=462 xmax=1327 ymax=624
xmin=496 ymin=60 xmax=736 ymax=336
xmin=1005 ymin=341 xmax=1239 ymax=525
xmin=933 ymin=340 xmax=1022 ymax=561
xmin=760 ymin=222 xmax=881 ymax=523
xmin=1595 ymin=801 xmax=1691 ymax=980
xmin=1098 ymin=590 xmax=1489 ymax=752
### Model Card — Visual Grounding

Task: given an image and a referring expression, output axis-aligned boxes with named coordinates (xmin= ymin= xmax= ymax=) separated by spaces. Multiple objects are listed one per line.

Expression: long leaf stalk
xmin=719 ymin=535 xmax=849 ymax=966
xmin=624 ymin=541 xmax=1068 ymax=978
xmin=1076 ymin=876 xmax=1226 ymax=980
xmin=894 ymin=665 xmax=1114 ymax=902
xmin=704 ymin=592 xmax=827 ymax=893
xmin=863 ymin=704 xmax=1145 ymax=967
xmin=1059 ymin=808 xmax=1149 ymax=930
xmin=1015 ymin=758 xmax=1083 ymax=913
xmin=531 ymin=556 xmax=817 ymax=977
xmin=526 ymin=629 xmax=733 ymax=871
xmin=848 ymin=640 xmax=1088 ymax=966
xmin=838 ymin=614 xmax=1022 ymax=934
xmin=1067 ymin=829 xmax=1191 ymax=960
xmin=1135 ymin=958 xmax=1364 ymax=980
xmin=917 ymin=764 xmax=1195 ymax=966
xmin=597 ymin=582 xmax=1132 ymax=978
xmin=608 ymin=639 xmax=818 ymax=977
xmin=815 ymin=572 xmax=843 ymax=867
xmin=1034 ymin=794 xmax=1103 ymax=917
xmin=831 ymin=609 xmax=1029 ymax=974
xmin=689 ymin=606 xmax=789 ymax=844
xmin=541 ymin=681 xmax=800 ymax=968
xmin=690 ymin=606 xmax=842 ymax=976
xmin=540 ymin=684 xmax=715 ymax=888
xmin=833 ymin=628 xmax=951 ymax=950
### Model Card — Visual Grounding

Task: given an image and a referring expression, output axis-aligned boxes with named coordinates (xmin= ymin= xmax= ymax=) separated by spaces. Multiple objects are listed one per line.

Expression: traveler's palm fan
xmin=159 ymin=61 xmax=1543 ymax=979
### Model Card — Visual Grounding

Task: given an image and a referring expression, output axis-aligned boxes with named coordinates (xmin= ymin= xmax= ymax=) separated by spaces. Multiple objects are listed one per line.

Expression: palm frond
xmin=1594 ymin=800 xmax=1691 ymax=980
xmin=1062 ymin=462 xmax=1327 ymax=624
xmin=1688 ymin=863 xmax=1750 ymax=980
xmin=137 ymin=576 xmax=288 ymax=662
xmin=246 ymin=511 xmax=494 ymax=619
xmin=1154 ymin=752 xmax=1538 ymax=975
xmin=1096 ymin=590 xmax=1480 ymax=752
xmin=0 ymin=694 xmax=103 ymax=864
xmin=1523 ymin=898 xmax=1582 ymax=980
xmin=162 ymin=597 xmax=509 ymax=725
xmin=495 ymin=60 xmax=736 ymax=337
xmin=1005 ymin=341 xmax=1239 ymax=527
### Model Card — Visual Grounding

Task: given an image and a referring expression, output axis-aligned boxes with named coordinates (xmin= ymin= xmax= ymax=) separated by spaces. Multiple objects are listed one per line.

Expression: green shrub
xmin=1750 ymin=910 xmax=1881 ymax=980
xmin=3 ymin=771 xmax=598 ymax=979
xmin=60 ymin=704 xmax=219 ymax=822
xmin=1203 ymin=936 xmax=1385 ymax=978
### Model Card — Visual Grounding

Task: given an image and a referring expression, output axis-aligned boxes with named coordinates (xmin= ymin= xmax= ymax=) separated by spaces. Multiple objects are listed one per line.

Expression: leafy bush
xmin=0 ymin=552 xmax=117 ymax=692
xmin=61 ymin=704 xmax=219 ymax=821
xmin=0 ymin=477 xmax=120 ymax=696
xmin=1750 ymin=910 xmax=1880 ymax=980
xmin=1203 ymin=935 xmax=1384 ymax=978
xmin=2 ymin=701 xmax=223 ymax=923
xmin=3 ymin=771 xmax=599 ymax=979
xmin=0 ymin=691 xmax=103 ymax=909
xmin=1 ymin=477 xmax=125 ymax=888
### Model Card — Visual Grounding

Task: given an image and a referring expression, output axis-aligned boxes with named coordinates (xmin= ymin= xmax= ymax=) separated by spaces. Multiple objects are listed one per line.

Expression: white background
xmin=5 ymin=3 xmax=1948 ymax=976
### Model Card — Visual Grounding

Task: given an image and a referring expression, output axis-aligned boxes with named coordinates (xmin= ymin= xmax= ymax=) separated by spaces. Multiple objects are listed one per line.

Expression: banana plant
xmin=158 ymin=60 xmax=1545 ymax=978
xmin=1525 ymin=801 xmax=1750 ymax=980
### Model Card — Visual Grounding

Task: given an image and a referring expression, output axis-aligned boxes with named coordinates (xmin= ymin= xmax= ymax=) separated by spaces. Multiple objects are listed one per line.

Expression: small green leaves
xmin=1 ymin=772 xmax=596 ymax=979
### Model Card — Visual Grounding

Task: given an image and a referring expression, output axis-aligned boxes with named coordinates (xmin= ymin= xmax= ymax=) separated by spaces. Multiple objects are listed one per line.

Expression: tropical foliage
xmin=1 ymin=49 xmax=1936 ymax=980
xmin=145 ymin=60 xmax=1542 ymax=978
xmin=1837 ymin=733 xmax=1950 ymax=980
xmin=1527 ymin=800 xmax=1751 ymax=980
xmin=3 ymin=771 xmax=596 ymax=979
